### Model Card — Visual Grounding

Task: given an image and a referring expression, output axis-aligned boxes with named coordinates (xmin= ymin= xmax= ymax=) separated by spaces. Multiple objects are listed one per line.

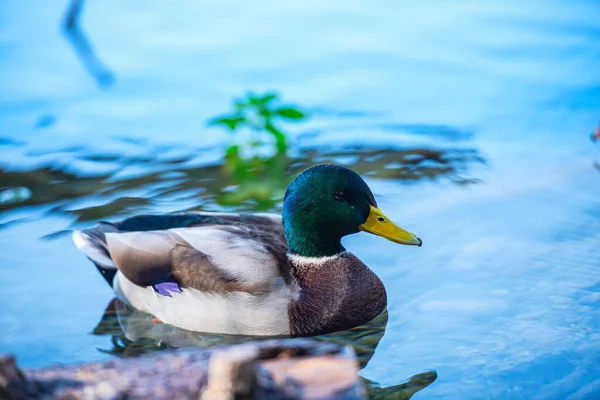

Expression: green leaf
xmin=265 ymin=122 xmax=288 ymax=153
xmin=275 ymin=107 xmax=306 ymax=120
xmin=248 ymin=92 xmax=278 ymax=106
xmin=259 ymin=108 xmax=273 ymax=118
xmin=208 ymin=116 xmax=246 ymax=131
xmin=247 ymin=92 xmax=261 ymax=106
xmin=258 ymin=92 xmax=278 ymax=105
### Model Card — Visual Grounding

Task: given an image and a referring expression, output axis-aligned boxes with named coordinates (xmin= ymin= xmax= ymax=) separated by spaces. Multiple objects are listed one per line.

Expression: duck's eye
xmin=333 ymin=191 xmax=347 ymax=201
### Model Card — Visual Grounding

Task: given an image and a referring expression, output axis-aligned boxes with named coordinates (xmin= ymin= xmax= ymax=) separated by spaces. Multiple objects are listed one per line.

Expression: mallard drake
xmin=73 ymin=164 xmax=422 ymax=336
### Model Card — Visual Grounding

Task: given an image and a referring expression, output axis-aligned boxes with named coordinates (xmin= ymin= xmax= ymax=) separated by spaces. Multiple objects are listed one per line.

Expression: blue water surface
xmin=1 ymin=1 xmax=600 ymax=399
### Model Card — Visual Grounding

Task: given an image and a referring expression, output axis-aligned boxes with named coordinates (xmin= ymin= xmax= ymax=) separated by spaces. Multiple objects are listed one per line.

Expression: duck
xmin=73 ymin=164 xmax=422 ymax=336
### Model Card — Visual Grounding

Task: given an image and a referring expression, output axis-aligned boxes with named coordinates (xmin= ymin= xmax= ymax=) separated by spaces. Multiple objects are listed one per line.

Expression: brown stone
xmin=1 ymin=339 xmax=367 ymax=400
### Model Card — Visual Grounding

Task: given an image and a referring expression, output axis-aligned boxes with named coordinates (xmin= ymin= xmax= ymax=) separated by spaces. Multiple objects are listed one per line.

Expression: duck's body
xmin=74 ymin=165 xmax=421 ymax=336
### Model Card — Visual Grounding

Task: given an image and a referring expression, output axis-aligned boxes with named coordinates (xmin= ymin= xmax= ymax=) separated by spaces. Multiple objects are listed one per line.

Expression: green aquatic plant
xmin=208 ymin=91 xmax=307 ymax=155
xmin=208 ymin=92 xmax=308 ymax=208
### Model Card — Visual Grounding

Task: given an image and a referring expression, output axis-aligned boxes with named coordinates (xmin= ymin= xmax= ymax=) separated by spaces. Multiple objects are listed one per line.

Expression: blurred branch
xmin=62 ymin=0 xmax=115 ymax=87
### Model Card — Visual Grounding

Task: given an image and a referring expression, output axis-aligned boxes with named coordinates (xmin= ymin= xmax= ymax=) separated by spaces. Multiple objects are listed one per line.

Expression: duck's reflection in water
xmin=93 ymin=298 xmax=436 ymax=399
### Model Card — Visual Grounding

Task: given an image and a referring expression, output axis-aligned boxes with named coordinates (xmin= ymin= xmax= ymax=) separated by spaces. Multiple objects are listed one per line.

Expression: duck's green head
xmin=283 ymin=164 xmax=422 ymax=257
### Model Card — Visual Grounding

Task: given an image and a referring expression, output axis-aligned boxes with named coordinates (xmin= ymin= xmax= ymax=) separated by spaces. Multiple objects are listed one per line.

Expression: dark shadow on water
xmin=0 ymin=143 xmax=485 ymax=231
xmin=62 ymin=0 xmax=115 ymax=88
xmin=35 ymin=115 xmax=57 ymax=129
xmin=0 ymin=137 xmax=23 ymax=146
xmin=364 ymin=372 xmax=439 ymax=400
xmin=93 ymin=298 xmax=437 ymax=399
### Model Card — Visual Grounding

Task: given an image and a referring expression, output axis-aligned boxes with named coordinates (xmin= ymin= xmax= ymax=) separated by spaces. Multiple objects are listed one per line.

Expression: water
xmin=1 ymin=1 xmax=600 ymax=399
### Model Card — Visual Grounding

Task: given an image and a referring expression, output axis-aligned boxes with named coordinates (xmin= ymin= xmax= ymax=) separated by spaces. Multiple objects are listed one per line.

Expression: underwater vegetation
xmin=207 ymin=92 xmax=307 ymax=207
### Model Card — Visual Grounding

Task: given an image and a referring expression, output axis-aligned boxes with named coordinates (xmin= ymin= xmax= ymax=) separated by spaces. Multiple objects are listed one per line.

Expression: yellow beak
xmin=359 ymin=206 xmax=422 ymax=246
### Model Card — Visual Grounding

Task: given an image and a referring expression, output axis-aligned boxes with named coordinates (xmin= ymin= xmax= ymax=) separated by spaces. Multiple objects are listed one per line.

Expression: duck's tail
xmin=72 ymin=226 xmax=118 ymax=286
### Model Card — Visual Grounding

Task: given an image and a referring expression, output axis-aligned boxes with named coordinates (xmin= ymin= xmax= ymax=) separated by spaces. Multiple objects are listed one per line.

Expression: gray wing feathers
xmin=104 ymin=228 xmax=267 ymax=293
xmin=105 ymin=231 xmax=180 ymax=286
xmin=73 ymin=230 xmax=116 ymax=269
xmin=74 ymin=212 xmax=288 ymax=292
xmin=72 ymin=229 xmax=118 ymax=285
xmin=170 ymin=245 xmax=244 ymax=292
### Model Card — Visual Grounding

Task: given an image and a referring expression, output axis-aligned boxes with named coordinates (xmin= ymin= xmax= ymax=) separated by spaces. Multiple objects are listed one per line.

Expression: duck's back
xmin=73 ymin=212 xmax=294 ymax=335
